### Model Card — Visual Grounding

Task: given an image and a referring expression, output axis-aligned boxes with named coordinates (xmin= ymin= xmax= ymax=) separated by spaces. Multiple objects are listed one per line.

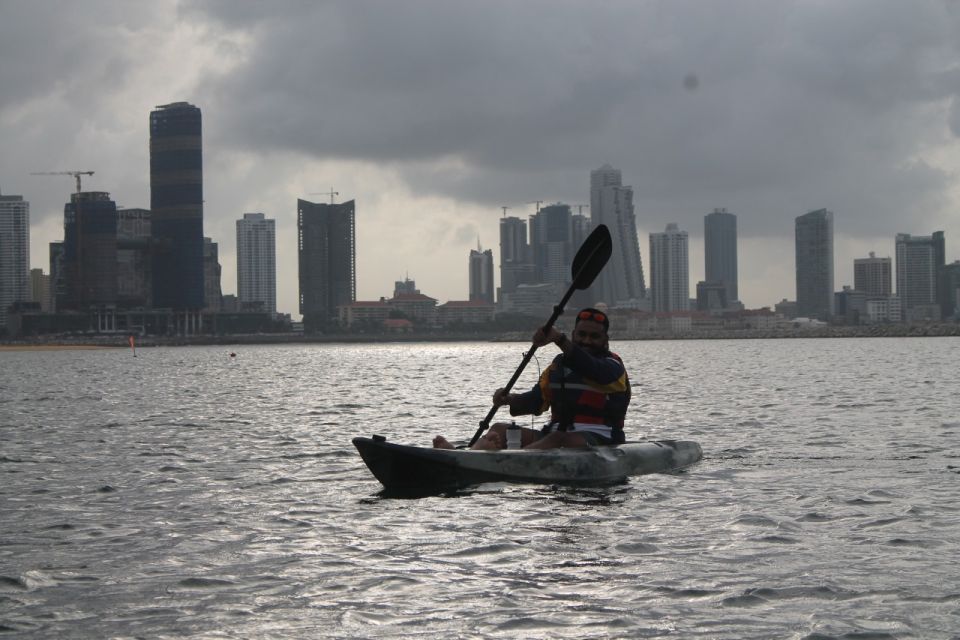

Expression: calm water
xmin=1 ymin=338 xmax=958 ymax=639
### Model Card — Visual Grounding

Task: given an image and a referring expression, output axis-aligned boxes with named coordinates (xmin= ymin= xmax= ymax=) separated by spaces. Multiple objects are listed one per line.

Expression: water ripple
xmin=0 ymin=339 xmax=958 ymax=638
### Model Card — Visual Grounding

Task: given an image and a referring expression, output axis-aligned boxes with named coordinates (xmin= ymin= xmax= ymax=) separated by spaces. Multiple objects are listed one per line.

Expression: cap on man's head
xmin=575 ymin=307 xmax=609 ymax=332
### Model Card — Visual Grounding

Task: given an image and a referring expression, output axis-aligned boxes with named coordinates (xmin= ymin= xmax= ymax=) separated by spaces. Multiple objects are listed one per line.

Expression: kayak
xmin=352 ymin=435 xmax=703 ymax=492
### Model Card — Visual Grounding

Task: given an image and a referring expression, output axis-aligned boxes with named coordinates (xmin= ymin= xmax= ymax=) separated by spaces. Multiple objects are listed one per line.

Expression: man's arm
xmin=492 ymin=365 xmax=551 ymax=416
xmin=533 ymin=326 xmax=624 ymax=384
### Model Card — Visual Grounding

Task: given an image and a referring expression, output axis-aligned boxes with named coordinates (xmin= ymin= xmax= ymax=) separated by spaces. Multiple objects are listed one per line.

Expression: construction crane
xmin=527 ymin=200 xmax=543 ymax=212
xmin=571 ymin=204 xmax=590 ymax=215
xmin=501 ymin=206 xmax=511 ymax=218
xmin=309 ymin=188 xmax=340 ymax=204
xmin=31 ymin=170 xmax=95 ymax=195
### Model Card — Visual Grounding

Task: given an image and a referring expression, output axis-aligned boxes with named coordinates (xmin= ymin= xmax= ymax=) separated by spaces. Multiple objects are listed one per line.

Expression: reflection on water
xmin=1 ymin=338 xmax=958 ymax=638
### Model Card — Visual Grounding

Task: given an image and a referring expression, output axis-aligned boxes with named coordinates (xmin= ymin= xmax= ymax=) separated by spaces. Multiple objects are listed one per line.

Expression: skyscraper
xmin=795 ymin=208 xmax=834 ymax=321
xmin=203 ymin=237 xmax=222 ymax=313
xmin=298 ymin=198 xmax=355 ymax=331
xmin=498 ymin=216 xmax=535 ymax=299
xmin=704 ymin=208 xmax=738 ymax=304
xmin=649 ymin=223 xmax=689 ymax=312
xmin=469 ymin=243 xmax=494 ymax=304
xmin=896 ymin=231 xmax=945 ymax=321
xmin=853 ymin=252 xmax=892 ymax=297
xmin=62 ymin=192 xmax=118 ymax=310
xmin=49 ymin=242 xmax=65 ymax=313
xmin=941 ymin=261 xmax=960 ymax=320
xmin=0 ymin=193 xmax=30 ymax=331
xmin=529 ymin=203 xmax=574 ymax=286
xmin=590 ymin=165 xmax=645 ymax=305
xmin=236 ymin=213 xmax=277 ymax=315
xmin=150 ymin=101 xmax=204 ymax=311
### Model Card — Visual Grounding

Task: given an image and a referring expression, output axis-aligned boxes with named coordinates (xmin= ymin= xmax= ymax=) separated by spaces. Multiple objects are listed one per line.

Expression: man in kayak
xmin=433 ymin=308 xmax=630 ymax=450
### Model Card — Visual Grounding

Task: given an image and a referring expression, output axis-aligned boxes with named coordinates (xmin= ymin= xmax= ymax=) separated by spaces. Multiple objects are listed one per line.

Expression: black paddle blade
xmin=570 ymin=224 xmax=612 ymax=290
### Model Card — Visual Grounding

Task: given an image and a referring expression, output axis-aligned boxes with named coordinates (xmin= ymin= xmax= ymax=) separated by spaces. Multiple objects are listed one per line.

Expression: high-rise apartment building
xmin=469 ymin=244 xmax=494 ymax=304
xmin=0 ymin=193 xmax=30 ymax=331
xmin=150 ymin=101 xmax=204 ymax=311
xmin=795 ymin=208 xmax=834 ymax=321
xmin=649 ymin=223 xmax=689 ymax=312
xmin=853 ymin=252 xmax=892 ymax=297
xmin=298 ymin=198 xmax=355 ymax=331
xmin=590 ymin=165 xmax=645 ymax=305
xmin=62 ymin=191 xmax=118 ymax=310
xmin=236 ymin=213 xmax=277 ymax=315
xmin=704 ymin=208 xmax=738 ymax=304
xmin=896 ymin=231 xmax=945 ymax=321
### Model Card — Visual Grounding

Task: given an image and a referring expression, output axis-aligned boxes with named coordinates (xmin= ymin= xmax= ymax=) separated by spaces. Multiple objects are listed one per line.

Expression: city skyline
xmin=3 ymin=2 xmax=960 ymax=318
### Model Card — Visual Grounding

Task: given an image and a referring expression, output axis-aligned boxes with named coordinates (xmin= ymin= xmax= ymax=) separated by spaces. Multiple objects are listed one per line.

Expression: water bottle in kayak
xmin=506 ymin=422 xmax=521 ymax=450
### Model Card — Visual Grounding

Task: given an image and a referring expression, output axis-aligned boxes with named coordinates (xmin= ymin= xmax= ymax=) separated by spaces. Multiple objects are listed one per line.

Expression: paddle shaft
xmin=469 ymin=286 xmax=577 ymax=447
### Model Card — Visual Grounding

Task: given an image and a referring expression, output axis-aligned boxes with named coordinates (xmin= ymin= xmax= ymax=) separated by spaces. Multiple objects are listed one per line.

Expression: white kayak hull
xmin=353 ymin=435 xmax=703 ymax=492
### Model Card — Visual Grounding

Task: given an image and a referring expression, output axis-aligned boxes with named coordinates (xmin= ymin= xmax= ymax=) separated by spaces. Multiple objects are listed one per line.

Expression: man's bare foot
xmin=433 ymin=435 xmax=455 ymax=449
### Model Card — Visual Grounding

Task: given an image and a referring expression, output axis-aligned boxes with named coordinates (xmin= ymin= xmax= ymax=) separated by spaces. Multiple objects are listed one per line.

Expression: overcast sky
xmin=3 ymin=0 xmax=960 ymax=317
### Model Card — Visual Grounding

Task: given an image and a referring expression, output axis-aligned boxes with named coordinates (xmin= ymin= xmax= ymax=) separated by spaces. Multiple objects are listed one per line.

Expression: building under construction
xmin=297 ymin=198 xmax=356 ymax=332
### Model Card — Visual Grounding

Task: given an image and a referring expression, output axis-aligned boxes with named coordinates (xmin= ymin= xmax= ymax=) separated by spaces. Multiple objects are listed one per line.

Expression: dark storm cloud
xmin=0 ymin=1 xmax=159 ymax=113
xmin=3 ymin=0 xmax=960 ymax=253
xmin=187 ymin=0 xmax=960 ymax=236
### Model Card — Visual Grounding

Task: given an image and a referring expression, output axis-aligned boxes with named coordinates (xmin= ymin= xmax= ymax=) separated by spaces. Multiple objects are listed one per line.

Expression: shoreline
xmin=1 ymin=323 xmax=958 ymax=350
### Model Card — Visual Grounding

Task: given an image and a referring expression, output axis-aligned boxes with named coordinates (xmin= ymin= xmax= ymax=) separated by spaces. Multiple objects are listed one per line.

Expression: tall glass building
xmin=498 ymin=216 xmax=534 ymax=299
xmin=0 ymin=193 xmax=30 ymax=331
xmin=150 ymin=101 xmax=204 ymax=310
xmin=590 ymin=165 xmax=645 ymax=305
xmin=298 ymin=198 xmax=355 ymax=331
xmin=895 ymin=231 xmax=945 ymax=321
xmin=942 ymin=260 xmax=960 ymax=320
xmin=62 ymin=191 xmax=118 ymax=310
xmin=704 ymin=208 xmax=738 ymax=304
xmin=529 ymin=203 xmax=573 ymax=286
xmin=795 ymin=209 xmax=834 ymax=321
xmin=468 ymin=245 xmax=494 ymax=304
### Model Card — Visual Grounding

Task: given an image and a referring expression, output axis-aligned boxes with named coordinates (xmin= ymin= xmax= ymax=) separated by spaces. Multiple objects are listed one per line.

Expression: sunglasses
xmin=577 ymin=310 xmax=607 ymax=323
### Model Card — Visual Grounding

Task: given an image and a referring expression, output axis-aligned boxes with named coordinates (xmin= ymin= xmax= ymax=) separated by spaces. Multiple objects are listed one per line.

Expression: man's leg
xmin=524 ymin=430 xmax=590 ymax=449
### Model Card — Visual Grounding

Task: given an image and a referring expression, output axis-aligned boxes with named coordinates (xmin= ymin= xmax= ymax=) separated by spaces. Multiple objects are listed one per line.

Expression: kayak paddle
xmin=468 ymin=223 xmax=613 ymax=447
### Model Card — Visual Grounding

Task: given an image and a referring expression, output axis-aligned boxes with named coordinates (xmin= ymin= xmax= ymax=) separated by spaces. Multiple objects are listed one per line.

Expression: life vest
xmin=536 ymin=350 xmax=631 ymax=442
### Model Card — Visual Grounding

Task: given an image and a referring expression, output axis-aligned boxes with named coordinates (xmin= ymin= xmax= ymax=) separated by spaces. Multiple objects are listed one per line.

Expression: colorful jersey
xmin=509 ymin=345 xmax=631 ymax=443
